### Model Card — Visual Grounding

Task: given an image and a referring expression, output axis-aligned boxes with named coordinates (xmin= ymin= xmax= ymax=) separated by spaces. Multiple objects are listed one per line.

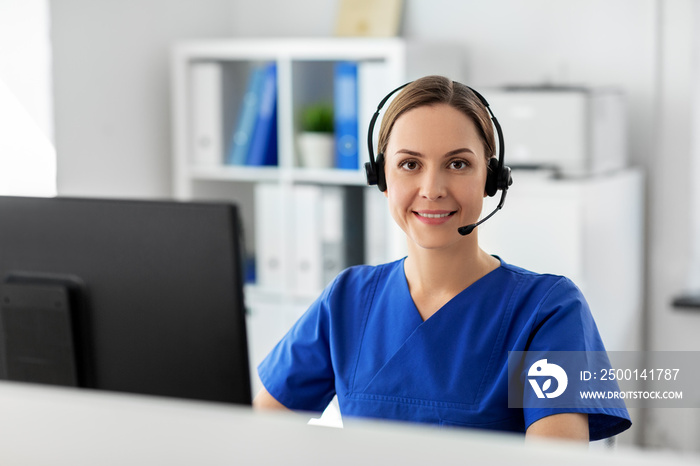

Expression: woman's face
xmin=383 ymin=103 xmax=489 ymax=251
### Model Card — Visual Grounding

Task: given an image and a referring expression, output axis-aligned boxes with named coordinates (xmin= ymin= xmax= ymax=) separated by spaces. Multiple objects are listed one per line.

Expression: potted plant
xmin=297 ymin=102 xmax=334 ymax=169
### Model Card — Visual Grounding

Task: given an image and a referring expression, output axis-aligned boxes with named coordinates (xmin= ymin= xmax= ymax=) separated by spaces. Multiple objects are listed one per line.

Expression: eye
xmin=449 ymin=159 xmax=470 ymax=170
xmin=399 ymin=160 xmax=420 ymax=171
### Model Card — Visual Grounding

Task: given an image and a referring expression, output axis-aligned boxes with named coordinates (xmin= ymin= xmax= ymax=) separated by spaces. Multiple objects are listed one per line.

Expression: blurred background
xmin=1 ymin=0 xmax=699 ymax=454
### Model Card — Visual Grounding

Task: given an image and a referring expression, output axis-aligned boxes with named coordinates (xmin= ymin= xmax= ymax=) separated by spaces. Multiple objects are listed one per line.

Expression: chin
xmin=408 ymin=233 xmax=467 ymax=251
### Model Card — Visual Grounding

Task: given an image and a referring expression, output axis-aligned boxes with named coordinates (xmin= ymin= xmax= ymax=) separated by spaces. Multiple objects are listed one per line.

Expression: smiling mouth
xmin=414 ymin=211 xmax=456 ymax=219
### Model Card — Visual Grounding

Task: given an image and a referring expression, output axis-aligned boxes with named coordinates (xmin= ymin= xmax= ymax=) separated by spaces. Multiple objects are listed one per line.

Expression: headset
xmin=364 ymin=81 xmax=513 ymax=236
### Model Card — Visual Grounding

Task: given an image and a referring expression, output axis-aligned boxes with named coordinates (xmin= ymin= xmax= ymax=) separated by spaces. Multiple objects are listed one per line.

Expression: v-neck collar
xmin=400 ymin=256 xmax=505 ymax=323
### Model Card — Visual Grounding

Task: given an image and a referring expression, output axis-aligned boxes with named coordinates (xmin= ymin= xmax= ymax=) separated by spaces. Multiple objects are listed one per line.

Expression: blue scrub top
xmin=258 ymin=257 xmax=631 ymax=441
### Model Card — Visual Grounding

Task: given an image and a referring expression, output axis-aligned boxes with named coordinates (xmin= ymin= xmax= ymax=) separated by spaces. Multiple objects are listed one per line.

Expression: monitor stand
xmin=0 ymin=274 xmax=86 ymax=387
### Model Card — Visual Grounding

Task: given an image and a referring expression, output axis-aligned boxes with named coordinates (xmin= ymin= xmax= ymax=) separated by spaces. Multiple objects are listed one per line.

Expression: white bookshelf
xmin=171 ymin=38 xmax=406 ymax=197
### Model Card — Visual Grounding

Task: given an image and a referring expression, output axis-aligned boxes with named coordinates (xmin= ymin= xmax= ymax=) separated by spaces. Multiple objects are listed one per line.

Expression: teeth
xmin=417 ymin=212 xmax=451 ymax=218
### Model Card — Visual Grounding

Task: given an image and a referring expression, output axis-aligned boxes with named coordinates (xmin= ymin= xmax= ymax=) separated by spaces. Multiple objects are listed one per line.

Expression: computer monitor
xmin=0 ymin=196 xmax=251 ymax=405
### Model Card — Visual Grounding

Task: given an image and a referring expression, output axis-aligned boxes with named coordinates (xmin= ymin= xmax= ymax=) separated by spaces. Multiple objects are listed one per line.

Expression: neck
xmin=403 ymin=233 xmax=499 ymax=298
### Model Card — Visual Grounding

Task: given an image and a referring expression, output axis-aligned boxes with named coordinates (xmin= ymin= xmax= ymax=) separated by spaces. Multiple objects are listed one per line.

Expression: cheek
xmin=383 ymin=182 xmax=415 ymax=227
xmin=384 ymin=184 xmax=410 ymax=213
xmin=456 ymin=175 xmax=489 ymax=206
xmin=383 ymin=169 xmax=407 ymax=200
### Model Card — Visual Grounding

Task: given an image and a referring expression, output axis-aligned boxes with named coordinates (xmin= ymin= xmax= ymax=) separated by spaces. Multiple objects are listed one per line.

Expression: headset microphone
xmin=457 ymin=183 xmax=509 ymax=236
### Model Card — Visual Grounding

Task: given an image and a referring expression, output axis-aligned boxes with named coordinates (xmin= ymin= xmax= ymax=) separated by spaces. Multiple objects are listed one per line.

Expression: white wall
xmin=0 ymin=0 xmax=54 ymax=140
xmin=0 ymin=0 xmax=56 ymax=196
xmin=51 ymin=0 xmax=237 ymax=198
xmin=51 ymin=0 xmax=700 ymax=452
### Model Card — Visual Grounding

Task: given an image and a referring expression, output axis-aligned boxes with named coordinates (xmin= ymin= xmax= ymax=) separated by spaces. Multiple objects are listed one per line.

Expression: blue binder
xmin=226 ymin=66 xmax=265 ymax=166
xmin=333 ymin=62 xmax=359 ymax=170
xmin=246 ymin=63 xmax=278 ymax=166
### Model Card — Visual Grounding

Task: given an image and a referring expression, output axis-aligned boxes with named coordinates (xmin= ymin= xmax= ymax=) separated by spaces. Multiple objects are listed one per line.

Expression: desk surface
xmin=0 ymin=381 xmax=696 ymax=465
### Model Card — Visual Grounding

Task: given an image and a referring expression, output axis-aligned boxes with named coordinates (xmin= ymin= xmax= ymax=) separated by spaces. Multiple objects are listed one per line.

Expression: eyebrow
xmin=394 ymin=148 xmax=476 ymax=157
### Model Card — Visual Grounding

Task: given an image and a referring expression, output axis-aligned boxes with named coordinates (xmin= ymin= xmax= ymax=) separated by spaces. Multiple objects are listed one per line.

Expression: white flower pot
xmin=297 ymin=132 xmax=334 ymax=169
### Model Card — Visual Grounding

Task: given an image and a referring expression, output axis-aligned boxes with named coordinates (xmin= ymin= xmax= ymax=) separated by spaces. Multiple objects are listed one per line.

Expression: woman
xmin=254 ymin=76 xmax=631 ymax=442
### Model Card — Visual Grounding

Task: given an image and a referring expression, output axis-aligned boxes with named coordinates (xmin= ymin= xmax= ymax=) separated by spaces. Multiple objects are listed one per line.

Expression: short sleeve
xmin=257 ymin=281 xmax=336 ymax=413
xmin=522 ymin=277 xmax=632 ymax=441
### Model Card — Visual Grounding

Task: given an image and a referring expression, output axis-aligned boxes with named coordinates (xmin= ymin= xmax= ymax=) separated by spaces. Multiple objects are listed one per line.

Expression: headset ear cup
xmin=364 ymin=161 xmax=378 ymax=186
xmin=500 ymin=165 xmax=513 ymax=191
xmin=485 ymin=157 xmax=499 ymax=197
xmin=376 ymin=153 xmax=387 ymax=192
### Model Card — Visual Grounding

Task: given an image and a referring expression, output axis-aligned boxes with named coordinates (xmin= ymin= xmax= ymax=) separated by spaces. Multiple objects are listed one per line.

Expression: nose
xmin=419 ymin=167 xmax=447 ymax=201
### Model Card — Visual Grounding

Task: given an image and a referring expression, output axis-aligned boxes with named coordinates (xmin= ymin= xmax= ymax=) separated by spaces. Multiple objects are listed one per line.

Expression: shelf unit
xmin=171 ymin=38 xmax=406 ymax=193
